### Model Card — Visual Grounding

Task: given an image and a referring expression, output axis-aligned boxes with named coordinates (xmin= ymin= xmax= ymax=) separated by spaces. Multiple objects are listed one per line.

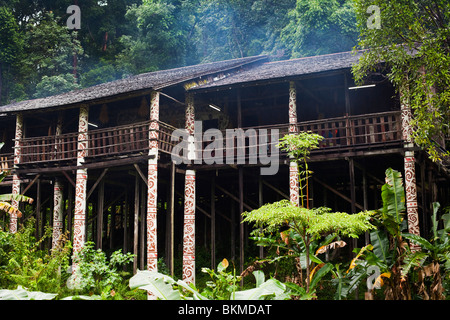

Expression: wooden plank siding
xmin=10 ymin=111 xmax=402 ymax=169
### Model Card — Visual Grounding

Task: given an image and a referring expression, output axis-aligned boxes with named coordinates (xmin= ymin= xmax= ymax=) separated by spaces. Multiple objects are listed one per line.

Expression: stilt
xmin=10 ymin=113 xmax=23 ymax=233
xmin=97 ymin=180 xmax=105 ymax=250
xmin=168 ymin=162 xmax=175 ymax=276
xmin=183 ymin=92 xmax=196 ymax=284
xmin=52 ymin=178 xmax=64 ymax=249
xmin=210 ymin=174 xmax=216 ymax=269
xmin=147 ymin=91 xmax=160 ymax=273
xmin=239 ymin=166 xmax=244 ymax=282
xmin=400 ymin=87 xmax=420 ymax=251
xmin=73 ymin=105 xmax=89 ymax=262
xmin=133 ymin=174 xmax=139 ymax=274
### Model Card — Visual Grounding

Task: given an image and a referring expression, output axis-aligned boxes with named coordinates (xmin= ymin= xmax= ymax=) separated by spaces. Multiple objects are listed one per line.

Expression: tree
xmin=21 ymin=12 xmax=84 ymax=97
xmin=280 ymin=0 xmax=359 ymax=58
xmin=0 ymin=6 xmax=24 ymax=105
xmin=352 ymin=0 xmax=450 ymax=161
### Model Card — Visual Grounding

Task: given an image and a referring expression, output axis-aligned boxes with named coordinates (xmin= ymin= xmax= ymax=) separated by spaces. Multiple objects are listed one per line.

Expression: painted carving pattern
xmin=147 ymin=91 xmax=159 ymax=272
xmin=10 ymin=114 xmax=23 ymax=233
xmin=73 ymin=106 xmax=89 ymax=257
xmin=289 ymin=82 xmax=298 ymax=134
xmin=401 ymin=94 xmax=420 ymax=250
xmin=404 ymin=153 xmax=420 ymax=243
xmin=77 ymin=106 xmax=89 ymax=164
xmin=149 ymin=91 xmax=160 ymax=149
xmin=73 ymin=168 xmax=87 ymax=253
xmin=147 ymin=162 xmax=158 ymax=271
xmin=288 ymin=82 xmax=299 ymax=207
xmin=185 ymin=93 xmax=195 ymax=135
xmin=401 ymin=103 xmax=413 ymax=143
xmin=52 ymin=180 xmax=64 ymax=249
xmin=183 ymin=171 xmax=196 ymax=284
xmin=289 ymin=162 xmax=299 ymax=207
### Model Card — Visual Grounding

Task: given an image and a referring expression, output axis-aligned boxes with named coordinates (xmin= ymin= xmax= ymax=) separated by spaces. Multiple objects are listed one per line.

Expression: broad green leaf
xmin=129 ymin=270 xmax=181 ymax=300
xmin=370 ymin=229 xmax=390 ymax=263
xmin=309 ymin=263 xmax=333 ymax=290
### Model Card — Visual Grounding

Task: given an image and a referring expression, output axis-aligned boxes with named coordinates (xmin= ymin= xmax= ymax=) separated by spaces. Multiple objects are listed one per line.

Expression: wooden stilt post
xmin=36 ymin=178 xmax=41 ymax=240
xmin=211 ymin=174 xmax=216 ymax=269
xmin=11 ymin=113 xmax=23 ymax=233
xmin=52 ymin=178 xmax=64 ymax=249
xmin=52 ymin=114 xmax=64 ymax=249
xmin=400 ymin=87 xmax=420 ymax=251
xmin=183 ymin=92 xmax=196 ymax=285
xmin=258 ymin=176 xmax=264 ymax=258
xmin=140 ymin=181 xmax=146 ymax=271
xmin=288 ymin=81 xmax=299 ymax=207
xmin=133 ymin=174 xmax=139 ymax=274
xmin=147 ymin=91 xmax=160 ymax=274
xmin=96 ymin=180 xmax=105 ymax=250
xmin=73 ymin=105 xmax=89 ymax=269
xmin=168 ymin=162 xmax=175 ymax=276
xmin=239 ymin=167 xmax=244 ymax=283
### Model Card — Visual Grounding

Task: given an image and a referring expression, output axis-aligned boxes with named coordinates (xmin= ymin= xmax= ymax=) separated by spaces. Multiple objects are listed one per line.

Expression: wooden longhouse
xmin=0 ymin=51 xmax=448 ymax=283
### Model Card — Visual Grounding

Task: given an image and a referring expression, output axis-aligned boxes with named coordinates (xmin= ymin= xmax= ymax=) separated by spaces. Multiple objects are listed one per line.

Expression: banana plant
xmin=401 ymin=202 xmax=450 ymax=299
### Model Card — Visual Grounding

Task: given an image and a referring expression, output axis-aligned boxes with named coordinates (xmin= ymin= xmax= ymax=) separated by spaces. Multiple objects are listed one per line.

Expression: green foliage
xmin=33 ymin=74 xmax=81 ymax=98
xmin=280 ymin=0 xmax=358 ymax=57
xmin=380 ymin=168 xmax=406 ymax=238
xmin=129 ymin=260 xmax=300 ymax=300
xmin=0 ymin=285 xmax=57 ymax=300
xmin=0 ymin=219 xmax=71 ymax=294
xmin=278 ymin=131 xmax=324 ymax=208
xmin=71 ymin=241 xmax=135 ymax=299
xmin=243 ymin=200 xmax=374 ymax=239
xmin=243 ymin=199 xmax=374 ymax=293
xmin=352 ymin=0 xmax=450 ymax=161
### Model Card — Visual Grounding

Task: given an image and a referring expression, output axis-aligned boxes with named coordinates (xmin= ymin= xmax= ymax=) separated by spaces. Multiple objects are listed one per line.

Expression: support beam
xmin=22 ymin=174 xmax=41 ymax=195
xmin=215 ymin=184 xmax=254 ymax=211
xmin=87 ymin=168 xmax=109 ymax=200
xmin=314 ymin=177 xmax=364 ymax=210
xmin=11 ymin=113 xmax=23 ymax=233
xmin=62 ymin=171 xmax=76 ymax=188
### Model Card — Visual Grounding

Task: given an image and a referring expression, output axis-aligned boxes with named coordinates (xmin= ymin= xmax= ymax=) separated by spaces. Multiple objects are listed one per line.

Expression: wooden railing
xmin=10 ymin=111 xmax=402 ymax=167
xmin=15 ymin=120 xmax=176 ymax=165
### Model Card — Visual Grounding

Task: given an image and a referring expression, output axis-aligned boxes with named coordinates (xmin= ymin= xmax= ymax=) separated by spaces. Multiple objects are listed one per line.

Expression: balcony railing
xmin=10 ymin=111 xmax=402 ymax=168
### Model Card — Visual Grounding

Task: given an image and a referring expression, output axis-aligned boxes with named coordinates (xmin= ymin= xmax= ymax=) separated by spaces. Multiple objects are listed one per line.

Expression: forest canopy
xmin=0 ymin=0 xmax=359 ymax=105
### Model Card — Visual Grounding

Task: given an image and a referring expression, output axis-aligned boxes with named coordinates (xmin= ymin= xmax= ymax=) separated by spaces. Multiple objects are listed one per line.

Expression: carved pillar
xmin=289 ymin=81 xmax=299 ymax=207
xmin=400 ymin=89 xmax=420 ymax=250
xmin=10 ymin=114 xmax=23 ymax=233
xmin=73 ymin=105 xmax=89 ymax=257
xmin=52 ymin=115 xmax=64 ymax=249
xmin=183 ymin=92 xmax=196 ymax=284
xmin=52 ymin=178 xmax=64 ymax=249
xmin=147 ymin=91 xmax=159 ymax=273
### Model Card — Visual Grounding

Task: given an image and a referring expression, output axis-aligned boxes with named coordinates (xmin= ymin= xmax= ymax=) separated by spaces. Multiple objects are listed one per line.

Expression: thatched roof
xmin=0 ymin=55 xmax=267 ymax=114
xmin=191 ymin=50 xmax=363 ymax=92
xmin=0 ymin=50 xmax=363 ymax=114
